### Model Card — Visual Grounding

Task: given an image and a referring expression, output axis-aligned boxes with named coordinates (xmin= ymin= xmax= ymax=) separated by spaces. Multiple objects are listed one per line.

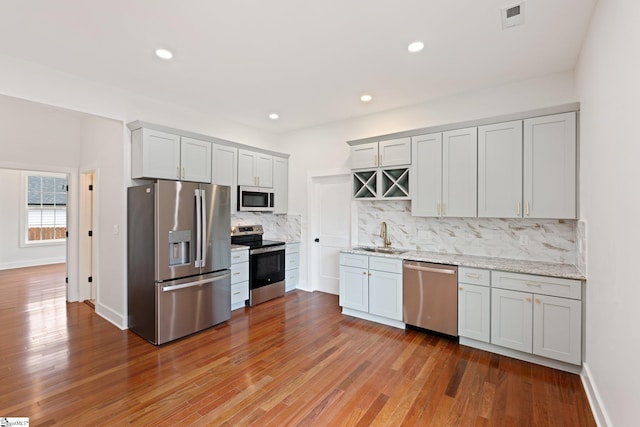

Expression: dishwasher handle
xmin=404 ymin=263 xmax=456 ymax=275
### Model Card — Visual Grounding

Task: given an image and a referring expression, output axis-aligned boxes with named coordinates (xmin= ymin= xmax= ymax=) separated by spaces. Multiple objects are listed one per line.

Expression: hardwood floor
xmin=0 ymin=264 xmax=595 ymax=426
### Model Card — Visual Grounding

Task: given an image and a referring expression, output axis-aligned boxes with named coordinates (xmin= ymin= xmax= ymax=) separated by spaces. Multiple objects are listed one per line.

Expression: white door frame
xmin=306 ymin=169 xmax=357 ymax=292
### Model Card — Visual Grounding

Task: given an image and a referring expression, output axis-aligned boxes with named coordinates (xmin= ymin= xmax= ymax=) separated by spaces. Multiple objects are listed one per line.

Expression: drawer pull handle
xmin=233 ymin=272 xmax=241 ymax=276
xmin=233 ymin=291 xmax=241 ymax=295
xmin=525 ymin=281 xmax=541 ymax=287
xmin=466 ymin=273 xmax=481 ymax=279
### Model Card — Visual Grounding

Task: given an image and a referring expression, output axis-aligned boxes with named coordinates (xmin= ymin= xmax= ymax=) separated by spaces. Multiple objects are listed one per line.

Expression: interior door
xmin=310 ymin=173 xmax=351 ymax=294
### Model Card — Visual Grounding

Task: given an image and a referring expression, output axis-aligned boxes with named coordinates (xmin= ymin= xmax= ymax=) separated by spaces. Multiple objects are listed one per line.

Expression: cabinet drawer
xmin=369 ymin=256 xmax=403 ymax=274
xmin=286 ymin=269 xmax=299 ymax=286
xmin=231 ymin=249 xmax=249 ymax=264
xmin=231 ymin=281 xmax=249 ymax=304
xmin=231 ymin=261 xmax=249 ymax=284
xmin=459 ymin=267 xmax=490 ymax=287
xmin=491 ymin=271 xmax=581 ymax=300
xmin=286 ymin=242 xmax=300 ymax=254
xmin=286 ymin=252 xmax=300 ymax=270
xmin=340 ymin=253 xmax=369 ymax=269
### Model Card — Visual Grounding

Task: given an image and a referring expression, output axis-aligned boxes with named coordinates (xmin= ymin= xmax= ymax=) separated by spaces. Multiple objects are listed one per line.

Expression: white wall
xmin=278 ymin=71 xmax=579 ymax=288
xmin=0 ymin=169 xmax=66 ymax=269
xmin=575 ymin=1 xmax=640 ymax=425
xmin=79 ymin=116 xmax=127 ymax=326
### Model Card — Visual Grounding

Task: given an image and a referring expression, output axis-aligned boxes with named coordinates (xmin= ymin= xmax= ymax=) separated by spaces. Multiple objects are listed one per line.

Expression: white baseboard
xmin=0 ymin=257 xmax=65 ymax=270
xmin=295 ymin=280 xmax=313 ymax=292
xmin=581 ymin=362 xmax=611 ymax=427
xmin=95 ymin=303 xmax=128 ymax=330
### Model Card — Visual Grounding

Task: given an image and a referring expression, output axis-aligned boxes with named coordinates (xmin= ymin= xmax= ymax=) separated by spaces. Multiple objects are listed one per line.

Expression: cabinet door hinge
xmin=88 ymin=230 xmax=93 ymax=237
xmin=65 ymin=277 xmax=69 ymax=284
xmin=88 ymin=276 xmax=93 ymax=283
xmin=89 ymin=184 xmax=93 ymax=191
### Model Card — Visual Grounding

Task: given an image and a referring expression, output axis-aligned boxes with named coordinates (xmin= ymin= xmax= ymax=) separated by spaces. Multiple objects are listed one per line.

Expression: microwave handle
xmin=270 ymin=192 xmax=275 ymax=208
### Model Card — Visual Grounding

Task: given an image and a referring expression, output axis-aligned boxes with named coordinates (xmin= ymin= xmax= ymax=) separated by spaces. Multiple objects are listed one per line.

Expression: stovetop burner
xmin=231 ymin=224 xmax=285 ymax=249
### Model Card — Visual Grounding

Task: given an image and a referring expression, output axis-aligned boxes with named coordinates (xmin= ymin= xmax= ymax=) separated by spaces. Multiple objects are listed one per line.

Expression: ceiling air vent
xmin=501 ymin=2 xmax=525 ymax=29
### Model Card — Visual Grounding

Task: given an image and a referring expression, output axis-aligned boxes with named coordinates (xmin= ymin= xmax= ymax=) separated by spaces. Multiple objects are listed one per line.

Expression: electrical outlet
xmin=519 ymin=235 xmax=529 ymax=246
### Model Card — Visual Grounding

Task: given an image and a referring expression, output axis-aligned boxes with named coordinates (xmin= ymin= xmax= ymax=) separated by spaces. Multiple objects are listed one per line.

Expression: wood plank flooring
xmin=0 ymin=264 xmax=596 ymax=426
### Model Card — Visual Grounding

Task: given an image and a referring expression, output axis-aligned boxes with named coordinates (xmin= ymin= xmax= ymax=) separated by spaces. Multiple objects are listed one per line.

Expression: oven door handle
xmin=251 ymin=245 xmax=285 ymax=255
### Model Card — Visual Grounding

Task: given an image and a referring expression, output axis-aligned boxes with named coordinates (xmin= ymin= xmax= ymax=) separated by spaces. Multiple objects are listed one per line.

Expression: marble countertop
xmin=341 ymin=247 xmax=586 ymax=280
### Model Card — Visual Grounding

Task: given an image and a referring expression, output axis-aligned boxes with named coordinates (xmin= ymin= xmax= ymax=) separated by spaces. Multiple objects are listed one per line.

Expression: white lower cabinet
xmin=285 ymin=242 xmax=300 ymax=292
xmin=368 ymin=266 xmax=403 ymax=321
xmin=457 ymin=267 xmax=491 ymax=343
xmin=532 ymin=294 xmax=582 ymax=364
xmin=490 ymin=271 xmax=582 ymax=365
xmin=230 ymin=248 xmax=249 ymax=310
xmin=491 ymin=288 xmax=533 ymax=353
xmin=339 ymin=253 xmax=403 ymax=328
xmin=339 ymin=265 xmax=369 ymax=312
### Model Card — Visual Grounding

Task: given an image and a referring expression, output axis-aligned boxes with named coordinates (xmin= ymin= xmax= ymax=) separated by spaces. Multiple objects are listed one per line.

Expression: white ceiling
xmin=0 ymin=0 xmax=597 ymax=133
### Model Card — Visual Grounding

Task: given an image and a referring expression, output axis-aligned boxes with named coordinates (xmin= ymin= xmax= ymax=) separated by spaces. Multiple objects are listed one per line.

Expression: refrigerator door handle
xmin=161 ymin=273 xmax=231 ymax=292
xmin=200 ymin=188 xmax=207 ymax=268
xmin=195 ymin=189 xmax=202 ymax=268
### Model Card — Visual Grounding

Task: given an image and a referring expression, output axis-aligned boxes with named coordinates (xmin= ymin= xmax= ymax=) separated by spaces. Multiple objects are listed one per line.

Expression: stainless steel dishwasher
xmin=403 ymin=261 xmax=458 ymax=336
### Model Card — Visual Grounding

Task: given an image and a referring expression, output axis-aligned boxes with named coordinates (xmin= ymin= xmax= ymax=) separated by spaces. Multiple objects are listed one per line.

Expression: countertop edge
xmin=341 ymin=248 xmax=586 ymax=281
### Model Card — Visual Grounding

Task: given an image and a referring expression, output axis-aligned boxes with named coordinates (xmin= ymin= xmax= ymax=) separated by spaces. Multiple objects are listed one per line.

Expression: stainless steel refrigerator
xmin=127 ymin=180 xmax=231 ymax=345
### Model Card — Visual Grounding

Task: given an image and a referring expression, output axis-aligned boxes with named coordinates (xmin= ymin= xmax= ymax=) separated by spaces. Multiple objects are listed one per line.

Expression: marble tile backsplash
xmin=576 ymin=220 xmax=586 ymax=274
xmin=357 ymin=201 xmax=577 ymax=265
xmin=232 ymin=212 xmax=302 ymax=242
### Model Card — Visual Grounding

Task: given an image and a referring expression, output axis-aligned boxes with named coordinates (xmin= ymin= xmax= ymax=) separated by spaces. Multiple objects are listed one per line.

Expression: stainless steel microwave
xmin=238 ymin=186 xmax=275 ymax=212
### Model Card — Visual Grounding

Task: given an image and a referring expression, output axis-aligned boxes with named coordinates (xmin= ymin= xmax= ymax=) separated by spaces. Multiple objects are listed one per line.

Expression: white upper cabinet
xmin=350 ymin=142 xmax=378 ymax=169
xmin=523 ymin=112 xmax=576 ymax=219
xmin=379 ymin=138 xmax=411 ymax=167
xmin=478 ymin=120 xmax=523 ymax=218
xmin=411 ymin=133 xmax=442 ymax=217
xmin=131 ymin=129 xmax=212 ymax=183
xmin=273 ymin=157 xmax=288 ymax=214
xmin=238 ymin=149 xmax=273 ymax=187
xmin=211 ymin=143 xmax=237 ymax=213
xmin=352 ymin=138 xmax=411 ymax=200
xmin=180 ymin=137 xmax=212 ymax=183
xmin=412 ymin=128 xmax=477 ymax=218
xmin=442 ymin=127 xmax=478 ymax=217
xmin=131 ymin=128 xmax=181 ymax=180
xmin=350 ymin=138 xmax=410 ymax=169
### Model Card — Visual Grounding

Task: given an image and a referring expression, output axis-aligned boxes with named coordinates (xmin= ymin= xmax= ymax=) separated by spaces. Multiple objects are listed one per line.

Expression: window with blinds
xmin=26 ymin=174 xmax=67 ymax=242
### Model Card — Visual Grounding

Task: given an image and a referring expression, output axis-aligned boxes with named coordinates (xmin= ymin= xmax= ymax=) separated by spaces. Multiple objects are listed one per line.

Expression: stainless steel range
xmin=231 ymin=225 xmax=285 ymax=306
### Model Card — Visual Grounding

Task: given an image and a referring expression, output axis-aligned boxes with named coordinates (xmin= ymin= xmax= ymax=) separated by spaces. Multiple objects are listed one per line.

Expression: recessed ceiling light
xmin=155 ymin=49 xmax=173 ymax=60
xmin=360 ymin=94 xmax=372 ymax=102
xmin=408 ymin=41 xmax=424 ymax=53
xmin=269 ymin=113 xmax=279 ymax=120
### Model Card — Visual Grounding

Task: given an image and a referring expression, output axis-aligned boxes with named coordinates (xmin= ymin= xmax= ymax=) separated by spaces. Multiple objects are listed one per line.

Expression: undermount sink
xmin=353 ymin=246 xmax=407 ymax=255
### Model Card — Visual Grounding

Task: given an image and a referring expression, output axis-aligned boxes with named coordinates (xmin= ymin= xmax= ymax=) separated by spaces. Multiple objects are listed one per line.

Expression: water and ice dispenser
xmin=168 ymin=230 xmax=191 ymax=266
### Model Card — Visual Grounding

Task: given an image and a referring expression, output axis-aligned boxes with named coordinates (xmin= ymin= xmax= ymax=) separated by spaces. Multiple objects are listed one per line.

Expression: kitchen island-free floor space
xmin=1 ymin=264 xmax=595 ymax=426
